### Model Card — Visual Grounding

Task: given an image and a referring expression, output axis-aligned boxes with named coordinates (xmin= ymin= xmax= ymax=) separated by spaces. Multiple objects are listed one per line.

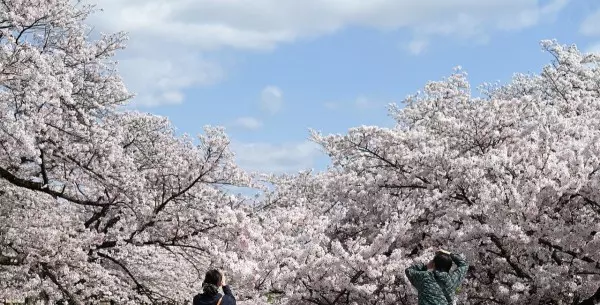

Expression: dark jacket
xmin=193 ymin=285 xmax=236 ymax=305
xmin=405 ymin=253 xmax=469 ymax=305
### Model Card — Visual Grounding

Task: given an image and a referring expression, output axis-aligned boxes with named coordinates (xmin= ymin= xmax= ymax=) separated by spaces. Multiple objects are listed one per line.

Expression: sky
xmin=84 ymin=0 xmax=600 ymax=174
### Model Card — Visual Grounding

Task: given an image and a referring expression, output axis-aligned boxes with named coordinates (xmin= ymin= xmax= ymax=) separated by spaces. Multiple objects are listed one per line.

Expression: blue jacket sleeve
xmin=222 ymin=285 xmax=236 ymax=305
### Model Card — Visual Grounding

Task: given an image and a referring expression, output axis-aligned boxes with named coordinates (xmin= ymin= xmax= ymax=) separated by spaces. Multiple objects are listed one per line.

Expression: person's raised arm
xmin=405 ymin=262 xmax=428 ymax=291
xmin=449 ymin=252 xmax=469 ymax=288
xmin=223 ymin=285 xmax=236 ymax=304
xmin=222 ymin=285 xmax=235 ymax=299
xmin=220 ymin=272 xmax=236 ymax=304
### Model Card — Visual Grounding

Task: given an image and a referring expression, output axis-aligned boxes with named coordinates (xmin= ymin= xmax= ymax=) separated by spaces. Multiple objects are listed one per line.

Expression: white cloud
xmin=118 ymin=53 xmax=224 ymax=107
xmin=407 ymin=39 xmax=429 ymax=55
xmin=231 ymin=141 xmax=323 ymax=174
xmin=495 ymin=0 xmax=567 ymax=30
xmin=85 ymin=0 xmax=568 ymax=106
xmin=89 ymin=0 xmax=567 ymax=51
xmin=161 ymin=91 xmax=184 ymax=104
xmin=260 ymin=86 xmax=283 ymax=114
xmin=580 ymin=8 xmax=600 ymax=36
xmin=232 ymin=117 xmax=263 ymax=130
xmin=579 ymin=8 xmax=600 ymax=55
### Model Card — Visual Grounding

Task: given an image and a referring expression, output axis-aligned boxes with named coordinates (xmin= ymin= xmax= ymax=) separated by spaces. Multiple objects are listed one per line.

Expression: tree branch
xmin=96 ymin=252 xmax=157 ymax=303
xmin=0 ymin=166 xmax=109 ymax=207
xmin=489 ymin=234 xmax=532 ymax=280
xmin=40 ymin=263 xmax=82 ymax=305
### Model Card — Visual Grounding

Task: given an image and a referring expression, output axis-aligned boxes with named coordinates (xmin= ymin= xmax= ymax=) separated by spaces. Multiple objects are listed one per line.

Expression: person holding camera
xmin=193 ymin=269 xmax=236 ymax=305
xmin=405 ymin=250 xmax=469 ymax=305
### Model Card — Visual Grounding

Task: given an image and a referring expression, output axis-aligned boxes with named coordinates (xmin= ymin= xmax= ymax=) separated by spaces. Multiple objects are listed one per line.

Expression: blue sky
xmin=86 ymin=0 xmax=600 ymax=173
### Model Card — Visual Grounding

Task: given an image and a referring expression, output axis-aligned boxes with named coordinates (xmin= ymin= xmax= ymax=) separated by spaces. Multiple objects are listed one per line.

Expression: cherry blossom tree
xmin=0 ymin=1 xmax=259 ymax=304
xmin=250 ymin=41 xmax=600 ymax=305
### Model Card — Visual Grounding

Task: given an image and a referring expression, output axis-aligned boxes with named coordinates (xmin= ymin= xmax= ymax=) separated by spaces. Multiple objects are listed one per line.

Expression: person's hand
xmin=220 ymin=272 xmax=226 ymax=287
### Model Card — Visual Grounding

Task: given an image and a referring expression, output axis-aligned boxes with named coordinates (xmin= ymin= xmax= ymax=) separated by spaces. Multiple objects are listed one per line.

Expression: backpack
xmin=216 ymin=295 xmax=223 ymax=305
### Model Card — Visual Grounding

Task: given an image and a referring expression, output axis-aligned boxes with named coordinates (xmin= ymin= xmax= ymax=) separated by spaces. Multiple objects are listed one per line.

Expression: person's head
xmin=203 ymin=269 xmax=223 ymax=287
xmin=433 ymin=251 xmax=453 ymax=272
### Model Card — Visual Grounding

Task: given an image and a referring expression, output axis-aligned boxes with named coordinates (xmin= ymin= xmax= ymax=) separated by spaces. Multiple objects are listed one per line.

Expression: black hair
xmin=203 ymin=269 xmax=223 ymax=286
xmin=433 ymin=251 xmax=453 ymax=272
